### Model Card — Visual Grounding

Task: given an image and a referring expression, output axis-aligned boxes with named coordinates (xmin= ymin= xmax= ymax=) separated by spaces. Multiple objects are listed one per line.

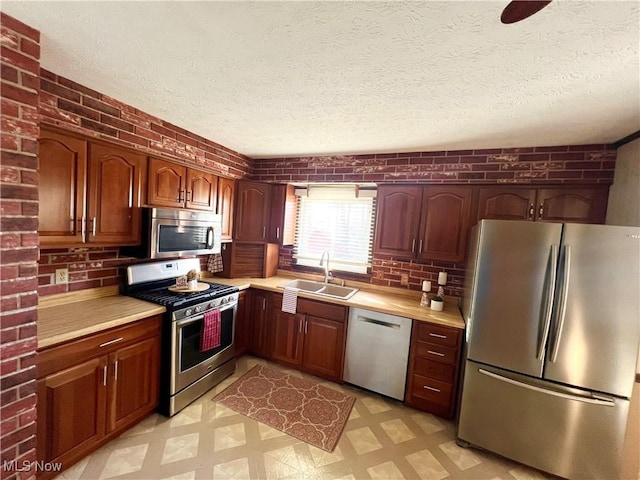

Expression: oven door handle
xmin=175 ymin=303 xmax=236 ymax=327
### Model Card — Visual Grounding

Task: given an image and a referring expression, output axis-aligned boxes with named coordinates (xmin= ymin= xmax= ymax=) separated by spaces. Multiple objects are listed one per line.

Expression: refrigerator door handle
xmin=537 ymin=244 xmax=558 ymax=360
xmin=550 ymin=245 xmax=571 ymax=363
xmin=478 ymin=368 xmax=615 ymax=406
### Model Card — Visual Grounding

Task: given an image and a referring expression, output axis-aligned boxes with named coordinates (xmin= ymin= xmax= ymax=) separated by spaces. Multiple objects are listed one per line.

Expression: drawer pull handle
xmin=423 ymin=385 xmax=441 ymax=393
xmin=429 ymin=333 xmax=447 ymax=339
xmin=427 ymin=350 xmax=445 ymax=357
xmin=99 ymin=337 xmax=123 ymax=348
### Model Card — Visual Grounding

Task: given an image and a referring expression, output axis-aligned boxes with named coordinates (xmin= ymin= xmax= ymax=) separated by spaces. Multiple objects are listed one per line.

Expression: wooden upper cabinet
xmin=537 ymin=186 xmax=608 ymax=224
xmin=477 ymin=187 xmax=537 ymax=222
xmin=269 ymin=184 xmax=296 ymax=245
xmin=477 ymin=186 xmax=609 ymax=224
xmin=217 ymin=177 xmax=235 ymax=240
xmin=38 ymin=130 xmax=88 ymax=246
xmin=147 ymin=157 xmax=216 ymax=211
xmin=147 ymin=157 xmax=186 ymax=207
xmin=234 ymin=181 xmax=272 ymax=241
xmin=374 ymin=185 xmax=472 ymax=262
xmin=88 ymin=143 xmax=145 ymax=245
xmin=418 ymin=187 xmax=472 ymax=263
xmin=374 ymin=185 xmax=423 ymax=256
xmin=38 ymin=127 xmax=145 ymax=247
xmin=185 ymin=169 xmax=216 ymax=211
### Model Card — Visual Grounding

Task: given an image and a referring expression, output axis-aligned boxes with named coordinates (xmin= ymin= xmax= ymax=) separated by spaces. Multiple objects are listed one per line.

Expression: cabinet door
xmin=217 ymin=177 xmax=235 ymax=241
xmin=302 ymin=316 xmax=345 ymax=381
xmin=148 ymin=157 xmax=186 ymax=207
xmin=537 ymin=186 xmax=608 ymax=224
xmin=87 ymin=143 xmax=145 ymax=245
xmin=107 ymin=337 xmax=160 ymax=433
xmin=38 ymin=129 xmax=87 ymax=246
xmin=271 ymin=310 xmax=304 ymax=366
xmin=373 ymin=185 xmax=423 ymax=257
xmin=234 ymin=291 xmax=249 ymax=356
xmin=37 ymin=357 xmax=107 ymax=463
xmin=477 ymin=187 xmax=537 ymax=222
xmin=235 ymin=181 xmax=271 ymax=241
xmin=186 ymin=169 xmax=216 ymax=211
xmin=249 ymin=290 xmax=271 ymax=357
xmin=418 ymin=187 xmax=472 ymax=262
xmin=269 ymin=184 xmax=296 ymax=245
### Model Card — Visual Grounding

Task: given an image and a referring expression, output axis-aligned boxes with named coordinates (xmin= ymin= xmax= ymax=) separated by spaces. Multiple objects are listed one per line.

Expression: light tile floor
xmin=55 ymin=356 xmax=554 ymax=480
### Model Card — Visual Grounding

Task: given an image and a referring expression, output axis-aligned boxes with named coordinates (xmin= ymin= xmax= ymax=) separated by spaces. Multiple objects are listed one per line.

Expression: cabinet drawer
xmin=415 ymin=322 xmax=460 ymax=347
xmin=415 ymin=341 xmax=458 ymax=365
xmin=410 ymin=374 xmax=453 ymax=406
xmin=271 ymin=294 xmax=347 ymax=322
xmin=38 ymin=316 xmax=162 ymax=378
xmin=298 ymin=298 xmax=347 ymax=322
xmin=413 ymin=357 xmax=455 ymax=383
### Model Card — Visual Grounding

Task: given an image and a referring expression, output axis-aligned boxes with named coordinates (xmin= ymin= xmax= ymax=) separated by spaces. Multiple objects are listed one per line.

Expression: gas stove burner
xmin=127 ymin=281 xmax=238 ymax=310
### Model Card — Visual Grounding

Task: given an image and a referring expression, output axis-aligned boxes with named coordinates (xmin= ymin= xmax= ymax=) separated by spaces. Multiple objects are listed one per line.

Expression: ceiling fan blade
xmin=501 ymin=1 xmax=552 ymax=24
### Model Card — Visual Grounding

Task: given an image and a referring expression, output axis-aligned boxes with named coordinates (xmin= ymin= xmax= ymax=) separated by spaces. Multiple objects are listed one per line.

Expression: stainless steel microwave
xmin=122 ymin=207 xmax=222 ymax=259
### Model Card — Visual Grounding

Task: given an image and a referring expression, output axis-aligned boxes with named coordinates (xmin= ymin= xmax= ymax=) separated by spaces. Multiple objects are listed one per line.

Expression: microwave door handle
xmin=206 ymin=226 xmax=214 ymax=249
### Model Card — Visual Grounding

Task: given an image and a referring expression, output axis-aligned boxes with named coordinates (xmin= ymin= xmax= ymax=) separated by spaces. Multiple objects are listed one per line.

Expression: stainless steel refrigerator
xmin=457 ymin=220 xmax=640 ymax=480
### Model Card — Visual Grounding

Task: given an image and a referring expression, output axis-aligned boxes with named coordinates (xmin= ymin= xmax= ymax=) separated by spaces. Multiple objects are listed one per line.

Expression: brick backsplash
xmin=278 ymin=247 xmax=465 ymax=297
xmin=37 ymin=248 xmax=138 ymax=297
xmin=1 ymin=12 xmax=40 ymax=479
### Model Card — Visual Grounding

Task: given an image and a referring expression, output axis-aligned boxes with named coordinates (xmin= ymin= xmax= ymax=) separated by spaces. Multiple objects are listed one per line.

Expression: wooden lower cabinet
xmin=234 ymin=291 xmax=249 ymax=356
xmin=405 ymin=322 xmax=462 ymax=419
xmin=269 ymin=293 xmax=347 ymax=382
xmin=37 ymin=316 xmax=161 ymax=478
xmin=248 ymin=289 xmax=271 ymax=358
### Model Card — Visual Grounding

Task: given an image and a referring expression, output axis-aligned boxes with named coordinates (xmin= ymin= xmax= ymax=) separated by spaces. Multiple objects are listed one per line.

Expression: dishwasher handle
xmin=357 ymin=315 xmax=401 ymax=330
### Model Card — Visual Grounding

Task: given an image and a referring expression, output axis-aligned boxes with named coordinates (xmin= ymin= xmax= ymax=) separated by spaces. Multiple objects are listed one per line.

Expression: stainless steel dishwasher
xmin=343 ymin=308 xmax=412 ymax=400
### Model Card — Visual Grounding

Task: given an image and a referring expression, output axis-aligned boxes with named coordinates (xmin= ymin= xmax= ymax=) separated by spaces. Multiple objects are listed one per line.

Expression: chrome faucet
xmin=319 ymin=251 xmax=332 ymax=283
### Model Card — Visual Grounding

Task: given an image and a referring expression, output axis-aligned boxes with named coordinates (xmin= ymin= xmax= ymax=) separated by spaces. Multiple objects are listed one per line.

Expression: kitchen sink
xmin=279 ymin=279 xmax=359 ymax=300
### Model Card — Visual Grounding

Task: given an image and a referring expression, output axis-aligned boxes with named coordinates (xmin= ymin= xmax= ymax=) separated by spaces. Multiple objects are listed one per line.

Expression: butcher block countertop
xmin=202 ymin=271 xmax=465 ymax=330
xmin=37 ymin=285 xmax=166 ymax=349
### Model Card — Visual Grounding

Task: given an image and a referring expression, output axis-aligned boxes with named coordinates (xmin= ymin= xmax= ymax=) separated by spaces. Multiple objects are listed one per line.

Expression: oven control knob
xmin=185 ymin=308 xmax=193 ymax=316
xmin=195 ymin=305 xmax=202 ymax=313
xmin=220 ymin=297 xmax=227 ymax=305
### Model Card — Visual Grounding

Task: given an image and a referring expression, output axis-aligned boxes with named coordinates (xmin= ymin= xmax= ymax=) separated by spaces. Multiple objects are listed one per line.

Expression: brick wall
xmin=37 ymin=71 xmax=253 ymax=296
xmin=0 ymin=12 xmax=40 ymax=479
xmin=259 ymin=147 xmax=616 ymax=296
xmin=252 ymin=146 xmax=616 ymax=184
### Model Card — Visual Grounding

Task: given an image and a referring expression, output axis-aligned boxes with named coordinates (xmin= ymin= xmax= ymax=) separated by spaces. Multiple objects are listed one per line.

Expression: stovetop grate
xmin=125 ymin=281 xmax=238 ymax=310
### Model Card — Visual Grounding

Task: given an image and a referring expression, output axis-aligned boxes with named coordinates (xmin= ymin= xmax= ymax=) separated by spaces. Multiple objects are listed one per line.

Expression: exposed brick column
xmin=1 ymin=13 xmax=41 ymax=480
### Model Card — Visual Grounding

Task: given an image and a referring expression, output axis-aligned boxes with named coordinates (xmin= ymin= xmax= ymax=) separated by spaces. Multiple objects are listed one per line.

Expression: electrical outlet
xmin=400 ymin=273 xmax=409 ymax=286
xmin=55 ymin=268 xmax=68 ymax=284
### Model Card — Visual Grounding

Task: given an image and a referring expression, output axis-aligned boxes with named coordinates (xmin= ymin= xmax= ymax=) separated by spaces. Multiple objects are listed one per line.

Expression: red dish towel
xmin=200 ymin=309 xmax=221 ymax=352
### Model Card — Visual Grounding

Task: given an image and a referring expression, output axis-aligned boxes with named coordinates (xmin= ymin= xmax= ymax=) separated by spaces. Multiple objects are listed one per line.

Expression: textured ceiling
xmin=2 ymin=1 xmax=639 ymax=158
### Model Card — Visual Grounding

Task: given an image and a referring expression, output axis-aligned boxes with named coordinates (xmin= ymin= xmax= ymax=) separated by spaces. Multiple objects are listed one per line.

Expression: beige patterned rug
xmin=213 ymin=365 xmax=355 ymax=452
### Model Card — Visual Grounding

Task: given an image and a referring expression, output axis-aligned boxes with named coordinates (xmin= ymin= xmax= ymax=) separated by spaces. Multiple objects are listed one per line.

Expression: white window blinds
xmin=293 ymin=186 xmax=376 ymax=274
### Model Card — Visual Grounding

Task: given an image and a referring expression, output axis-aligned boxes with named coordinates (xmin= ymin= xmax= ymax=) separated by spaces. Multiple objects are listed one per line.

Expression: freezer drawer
xmin=457 ymin=361 xmax=629 ymax=480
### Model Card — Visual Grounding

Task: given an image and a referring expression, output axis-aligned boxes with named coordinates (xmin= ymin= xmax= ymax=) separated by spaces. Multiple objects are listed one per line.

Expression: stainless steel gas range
xmin=123 ymin=258 xmax=239 ymax=416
